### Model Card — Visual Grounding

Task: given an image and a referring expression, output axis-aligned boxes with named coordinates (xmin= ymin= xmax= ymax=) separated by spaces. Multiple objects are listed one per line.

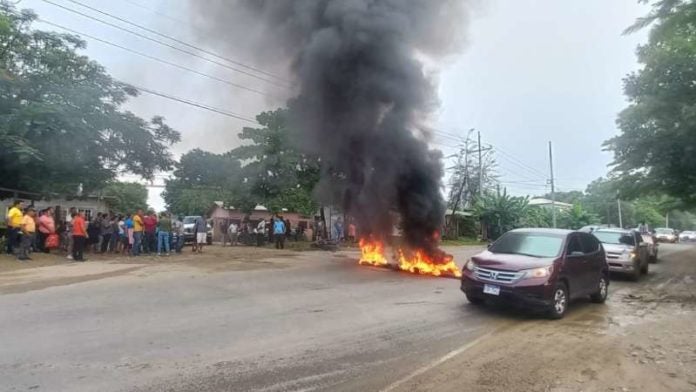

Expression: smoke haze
xmin=188 ymin=0 xmax=470 ymax=255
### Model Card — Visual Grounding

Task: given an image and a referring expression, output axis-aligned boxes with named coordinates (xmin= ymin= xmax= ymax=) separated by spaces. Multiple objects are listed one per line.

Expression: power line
xmin=37 ymin=18 xmax=279 ymax=99
xmin=37 ymin=0 xmax=290 ymax=89
xmin=63 ymin=0 xmax=288 ymax=83
xmin=493 ymin=144 xmax=548 ymax=179
xmin=124 ymin=83 xmax=260 ymax=124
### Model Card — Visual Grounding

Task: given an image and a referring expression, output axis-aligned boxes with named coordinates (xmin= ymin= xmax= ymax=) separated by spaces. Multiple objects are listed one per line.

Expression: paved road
xmin=0 ymin=244 xmax=690 ymax=391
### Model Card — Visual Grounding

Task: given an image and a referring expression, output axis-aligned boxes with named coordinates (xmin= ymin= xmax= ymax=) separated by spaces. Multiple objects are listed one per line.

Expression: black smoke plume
xmin=189 ymin=1 xmax=469 ymax=258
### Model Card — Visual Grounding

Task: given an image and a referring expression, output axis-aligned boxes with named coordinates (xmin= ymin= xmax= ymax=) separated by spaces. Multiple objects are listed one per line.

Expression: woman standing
xmin=37 ymin=207 xmax=56 ymax=253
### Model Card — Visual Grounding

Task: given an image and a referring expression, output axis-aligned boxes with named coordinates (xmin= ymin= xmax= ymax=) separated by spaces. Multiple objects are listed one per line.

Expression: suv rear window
xmin=593 ymin=231 xmax=635 ymax=246
xmin=489 ymin=232 xmax=564 ymax=258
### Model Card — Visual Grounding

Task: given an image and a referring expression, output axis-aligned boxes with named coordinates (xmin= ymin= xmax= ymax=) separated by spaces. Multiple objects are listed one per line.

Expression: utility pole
xmin=477 ymin=130 xmax=483 ymax=197
xmin=666 ymin=213 xmax=669 ymax=228
xmin=548 ymin=141 xmax=556 ymax=228
xmin=617 ymin=200 xmax=623 ymax=228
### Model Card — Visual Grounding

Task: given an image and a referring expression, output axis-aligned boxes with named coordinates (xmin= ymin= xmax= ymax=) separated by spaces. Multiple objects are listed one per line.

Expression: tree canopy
xmin=162 ymin=149 xmax=246 ymax=216
xmin=163 ymin=109 xmax=320 ymax=216
xmin=102 ymin=181 xmax=148 ymax=214
xmin=0 ymin=4 xmax=180 ymax=195
xmin=605 ymin=0 xmax=696 ymax=205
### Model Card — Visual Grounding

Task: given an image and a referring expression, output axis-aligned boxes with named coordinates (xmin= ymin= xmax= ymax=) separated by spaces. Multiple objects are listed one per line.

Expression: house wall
xmin=1 ymin=197 xmax=109 ymax=224
xmin=207 ymin=206 xmax=313 ymax=242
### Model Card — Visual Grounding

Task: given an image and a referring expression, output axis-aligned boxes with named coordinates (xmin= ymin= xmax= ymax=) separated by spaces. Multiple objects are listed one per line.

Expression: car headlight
xmin=464 ymin=259 xmax=477 ymax=271
xmin=522 ymin=266 xmax=552 ymax=279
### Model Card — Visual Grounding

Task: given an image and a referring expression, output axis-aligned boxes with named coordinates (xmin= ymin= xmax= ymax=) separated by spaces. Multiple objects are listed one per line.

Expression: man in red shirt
xmin=71 ymin=211 xmax=87 ymax=262
xmin=142 ymin=211 xmax=158 ymax=254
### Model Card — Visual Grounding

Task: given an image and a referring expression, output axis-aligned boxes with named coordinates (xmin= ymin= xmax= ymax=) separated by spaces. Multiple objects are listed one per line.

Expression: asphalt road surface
xmin=0 ymin=244 xmax=693 ymax=392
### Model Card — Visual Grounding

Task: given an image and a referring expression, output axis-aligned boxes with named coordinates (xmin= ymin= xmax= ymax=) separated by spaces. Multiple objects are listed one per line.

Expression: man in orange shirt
xmin=17 ymin=207 xmax=36 ymax=261
xmin=71 ymin=211 xmax=88 ymax=262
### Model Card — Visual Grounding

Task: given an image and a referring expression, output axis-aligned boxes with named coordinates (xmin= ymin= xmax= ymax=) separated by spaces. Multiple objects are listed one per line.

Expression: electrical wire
xmin=123 ymin=83 xmax=260 ymax=124
xmin=63 ymin=0 xmax=288 ymax=83
xmin=37 ymin=0 xmax=290 ymax=89
xmin=37 ymin=18 xmax=280 ymax=99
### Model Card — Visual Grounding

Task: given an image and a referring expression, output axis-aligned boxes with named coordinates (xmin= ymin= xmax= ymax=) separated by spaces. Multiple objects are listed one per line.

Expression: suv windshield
xmin=593 ymin=231 xmax=635 ymax=246
xmin=488 ymin=232 xmax=564 ymax=258
xmin=183 ymin=217 xmax=197 ymax=224
xmin=656 ymin=228 xmax=672 ymax=234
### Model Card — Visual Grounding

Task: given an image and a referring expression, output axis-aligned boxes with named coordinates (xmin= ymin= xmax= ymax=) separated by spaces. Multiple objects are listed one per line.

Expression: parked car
xmin=679 ymin=230 xmax=696 ymax=242
xmin=461 ymin=228 xmax=609 ymax=319
xmin=654 ymin=228 xmax=678 ymax=243
xmin=182 ymin=216 xmax=213 ymax=245
xmin=592 ymin=229 xmax=649 ymax=281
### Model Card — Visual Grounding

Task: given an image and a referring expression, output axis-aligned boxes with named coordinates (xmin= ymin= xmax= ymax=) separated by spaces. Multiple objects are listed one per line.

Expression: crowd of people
xmin=3 ymin=200 xmax=207 ymax=262
xmin=5 ymin=199 xmax=360 ymax=263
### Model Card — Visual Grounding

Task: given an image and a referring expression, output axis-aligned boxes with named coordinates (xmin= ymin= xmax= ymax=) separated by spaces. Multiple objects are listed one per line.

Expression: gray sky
xmin=22 ymin=0 xmax=650 ymax=210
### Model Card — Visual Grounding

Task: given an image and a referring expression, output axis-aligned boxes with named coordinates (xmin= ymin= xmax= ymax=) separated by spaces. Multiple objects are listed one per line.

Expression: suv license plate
xmin=483 ymin=284 xmax=500 ymax=296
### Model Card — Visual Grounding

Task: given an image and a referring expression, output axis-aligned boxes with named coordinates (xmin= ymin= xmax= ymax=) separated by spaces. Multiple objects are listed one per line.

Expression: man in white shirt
xmin=228 ymin=222 xmax=239 ymax=246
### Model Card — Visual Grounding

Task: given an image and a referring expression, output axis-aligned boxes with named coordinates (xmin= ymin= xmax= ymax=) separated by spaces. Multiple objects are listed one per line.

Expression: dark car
xmin=592 ymin=229 xmax=649 ymax=281
xmin=461 ymin=228 xmax=609 ymax=319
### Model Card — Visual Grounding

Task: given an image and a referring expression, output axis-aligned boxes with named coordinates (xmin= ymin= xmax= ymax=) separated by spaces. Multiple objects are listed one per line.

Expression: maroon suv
xmin=461 ymin=228 xmax=609 ymax=319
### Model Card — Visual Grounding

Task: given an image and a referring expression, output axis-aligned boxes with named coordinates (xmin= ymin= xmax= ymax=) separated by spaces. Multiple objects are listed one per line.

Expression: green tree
xmin=230 ymin=108 xmax=320 ymax=215
xmin=605 ymin=0 xmax=696 ymax=204
xmin=0 ymin=4 xmax=180 ymax=195
xmin=474 ymin=190 xmax=530 ymax=239
xmin=558 ymin=204 xmax=599 ymax=230
xmin=163 ymin=149 xmax=247 ymax=216
xmin=102 ymin=182 xmax=148 ymax=214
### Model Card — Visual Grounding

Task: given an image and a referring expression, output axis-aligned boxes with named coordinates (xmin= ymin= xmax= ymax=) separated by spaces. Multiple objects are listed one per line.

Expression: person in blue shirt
xmin=273 ymin=215 xmax=286 ymax=249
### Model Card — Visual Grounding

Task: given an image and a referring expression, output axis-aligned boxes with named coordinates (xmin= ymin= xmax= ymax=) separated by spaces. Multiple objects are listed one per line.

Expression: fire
xmin=397 ymin=249 xmax=462 ymax=278
xmin=358 ymin=237 xmax=461 ymax=278
xmin=358 ymin=238 xmax=389 ymax=267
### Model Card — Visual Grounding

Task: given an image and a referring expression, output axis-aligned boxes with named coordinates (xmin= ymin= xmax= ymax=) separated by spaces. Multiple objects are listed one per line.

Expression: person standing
xmin=273 ymin=215 xmax=286 ymax=250
xmin=256 ymin=218 xmax=266 ymax=247
xmin=38 ymin=207 xmax=56 ymax=253
xmin=87 ymin=213 xmax=101 ymax=253
xmin=71 ymin=211 xmax=87 ymax=261
xmin=172 ymin=216 xmax=184 ymax=254
xmin=142 ymin=211 xmax=157 ymax=254
xmin=348 ymin=221 xmax=357 ymax=243
xmin=132 ymin=209 xmax=144 ymax=256
xmin=5 ymin=200 xmax=24 ymax=255
xmin=100 ymin=213 xmax=114 ymax=253
xmin=64 ymin=207 xmax=76 ymax=259
xmin=228 ymin=221 xmax=238 ymax=246
xmin=285 ymin=218 xmax=292 ymax=241
xmin=193 ymin=215 xmax=207 ymax=253
xmin=109 ymin=215 xmax=119 ymax=252
xmin=157 ymin=212 xmax=172 ymax=256
xmin=17 ymin=207 xmax=36 ymax=261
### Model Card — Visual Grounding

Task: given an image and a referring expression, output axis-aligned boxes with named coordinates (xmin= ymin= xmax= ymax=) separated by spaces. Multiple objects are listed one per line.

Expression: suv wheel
xmin=630 ymin=261 xmax=641 ymax=281
xmin=548 ymin=283 xmax=568 ymax=319
xmin=590 ymin=275 xmax=608 ymax=303
xmin=465 ymin=293 xmax=485 ymax=306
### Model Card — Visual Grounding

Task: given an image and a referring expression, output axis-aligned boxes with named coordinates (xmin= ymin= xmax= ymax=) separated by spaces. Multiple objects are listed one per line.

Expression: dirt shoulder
xmin=391 ymin=244 xmax=696 ymax=392
xmin=0 ymin=244 xmax=312 ymax=294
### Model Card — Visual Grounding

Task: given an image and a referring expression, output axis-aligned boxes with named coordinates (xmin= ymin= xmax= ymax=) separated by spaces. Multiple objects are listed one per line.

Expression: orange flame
xmin=358 ymin=237 xmax=461 ymax=278
xmin=397 ymin=248 xmax=462 ymax=278
xmin=358 ymin=238 xmax=389 ymax=267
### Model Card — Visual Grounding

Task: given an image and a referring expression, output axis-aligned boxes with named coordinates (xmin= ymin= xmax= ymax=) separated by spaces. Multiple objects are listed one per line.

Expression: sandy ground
xmin=0 ymin=243 xmax=694 ymax=391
